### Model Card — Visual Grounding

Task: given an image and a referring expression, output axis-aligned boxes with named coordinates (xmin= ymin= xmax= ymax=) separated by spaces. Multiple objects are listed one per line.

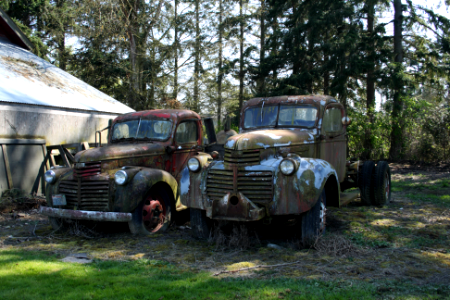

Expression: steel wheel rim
xmin=142 ymin=195 xmax=166 ymax=233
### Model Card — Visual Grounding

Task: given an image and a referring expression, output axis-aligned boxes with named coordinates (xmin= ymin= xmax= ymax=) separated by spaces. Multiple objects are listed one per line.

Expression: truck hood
xmin=75 ymin=143 xmax=166 ymax=162
xmin=224 ymin=129 xmax=317 ymax=151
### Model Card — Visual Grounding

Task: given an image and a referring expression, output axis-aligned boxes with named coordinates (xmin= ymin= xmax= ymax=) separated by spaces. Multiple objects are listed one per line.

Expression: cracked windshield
xmin=278 ymin=105 xmax=317 ymax=127
xmin=244 ymin=105 xmax=278 ymax=128
xmin=112 ymin=119 xmax=172 ymax=141
xmin=244 ymin=105 xmax=317 ymax=128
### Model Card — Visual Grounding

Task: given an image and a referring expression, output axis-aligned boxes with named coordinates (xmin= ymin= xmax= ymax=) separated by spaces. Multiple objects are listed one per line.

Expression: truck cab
xmin=41 ymin=109 xmax=212 ymax=235
xmin=181 ymin=95 xmax=391 ymax=244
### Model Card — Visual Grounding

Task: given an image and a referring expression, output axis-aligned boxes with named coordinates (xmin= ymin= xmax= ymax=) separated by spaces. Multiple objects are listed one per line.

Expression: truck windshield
xmin=244 ymin=105 xmax=278 ymax=128
xmin=112 ymin=119 xmax=172 ymax=141
xmin=244 ymin=104 xmax=317 ymax=129
xmin=277 ymin=105 xmax=317 ymax=127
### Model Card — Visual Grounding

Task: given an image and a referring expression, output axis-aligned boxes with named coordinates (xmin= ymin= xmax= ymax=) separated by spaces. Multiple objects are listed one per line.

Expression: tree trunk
xmin=193 ymin=0 xmax=200 ymax=112
xmin=256 ymin=0 xmax=265 ymax=95
xmin=363 ymin=0 xmax=376 ymax=160
xmin=271 ymin=20 xmax=279 ymax=86
xmin=56 ymin=0 xmax=67 ymax=71
xmin=238 ymin=0 xmax=244 ymax=122
xmin=389 ymin=0 xmax=404 ymax=160
xmin=173 ymin=0 xmax=179 ymax=100
xmin=217 ymin=0 xmax=223 ymax=129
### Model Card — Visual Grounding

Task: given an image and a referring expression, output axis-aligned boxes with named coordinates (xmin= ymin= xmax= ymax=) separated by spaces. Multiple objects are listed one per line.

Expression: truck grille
xmin=206 ymin=169 xmax=273 ymax=203
xmin=73 ymin=161 xmax=101 ymax=178
xmin=58 ymin=180 xmax=110 ymax=211
xmin=224 ymin=150 xmax=260 ymax=165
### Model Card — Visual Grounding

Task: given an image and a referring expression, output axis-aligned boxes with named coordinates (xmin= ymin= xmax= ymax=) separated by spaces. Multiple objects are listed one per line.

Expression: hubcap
xmin=142 ymin=195 xmax=166 ymax=233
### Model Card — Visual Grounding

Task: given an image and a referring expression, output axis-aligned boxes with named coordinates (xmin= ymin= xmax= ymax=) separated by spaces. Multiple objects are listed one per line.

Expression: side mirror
xmin=342 ymin=116 xmax=351 ymax=126
xmin=203 ymin=118 xmax=217 ymax=145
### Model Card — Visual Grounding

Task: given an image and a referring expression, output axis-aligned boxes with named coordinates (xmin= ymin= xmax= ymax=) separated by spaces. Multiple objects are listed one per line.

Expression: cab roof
xmin=113 ymin=109 xmax=201 ymax=124
xmin=242 ymin=95 xmax=337 ymax=110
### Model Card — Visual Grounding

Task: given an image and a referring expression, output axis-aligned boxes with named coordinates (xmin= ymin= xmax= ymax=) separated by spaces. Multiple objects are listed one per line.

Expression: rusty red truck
xmin=180 ymin=95 xmax=391 ymax=244
xmin=41 ymin=109 xmax=217 ymax=235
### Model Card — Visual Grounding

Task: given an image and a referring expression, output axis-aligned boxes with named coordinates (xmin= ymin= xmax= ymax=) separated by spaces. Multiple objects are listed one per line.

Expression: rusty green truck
xmin=180 ymin=95 xmax=391 ymax=244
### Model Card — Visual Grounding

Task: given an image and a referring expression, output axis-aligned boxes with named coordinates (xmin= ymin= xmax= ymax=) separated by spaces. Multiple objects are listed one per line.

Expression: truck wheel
xmin=48 ymin=217 xmax=67 ymax=232
xmin=373 ymin=161 xmax=391 ymax=206
xmin=190 ymin=208 xmax=211 ymax=239
xmin=129 ymin=190 xmax=172 ymax=235
xmin=301 ymin=189 xmax=326 ymax=247
xmin=359 ymin=161 xmax=375 ymax=205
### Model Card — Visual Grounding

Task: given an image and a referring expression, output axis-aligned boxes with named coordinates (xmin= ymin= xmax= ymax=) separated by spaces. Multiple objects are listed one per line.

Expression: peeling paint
xmin=181 ymin=95 xmax=346 ymax=223
xmin=44 ymin=109 xmax=207 ymax=229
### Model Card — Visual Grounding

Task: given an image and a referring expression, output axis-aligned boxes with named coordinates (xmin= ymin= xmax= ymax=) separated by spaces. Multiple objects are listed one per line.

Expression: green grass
xmin=392 ymin=178 xmax=450 ymax=192
xmin=1 ymin=249 xmax=448 ymax=300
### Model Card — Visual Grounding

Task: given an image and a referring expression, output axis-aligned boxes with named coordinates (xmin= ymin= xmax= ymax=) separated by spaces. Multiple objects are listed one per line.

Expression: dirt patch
xmin=1 ymin=163 xmax=449 ymax=287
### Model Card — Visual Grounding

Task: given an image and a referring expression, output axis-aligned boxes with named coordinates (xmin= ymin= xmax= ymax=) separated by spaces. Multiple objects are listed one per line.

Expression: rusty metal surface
xmin=206 ymin=193 xmax=265 ymax=221
xmin=44 ymin=109 xmax=205 ymax=225
xmin=182 ymin=95 xmax=347 ymax=221
xmin=114 ymin=167 xmax=178 ymax=213
xmin=40 ymin=206 xmax=132 ymax=222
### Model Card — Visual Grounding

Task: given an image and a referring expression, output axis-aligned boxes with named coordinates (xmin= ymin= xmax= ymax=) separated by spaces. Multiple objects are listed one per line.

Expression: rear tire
xmin=373 ymin=161 xmax=391 ymax=206
xmin=301 ymin=189 xmax=326 ymax=247
xmin=359 ymin=161 xmax=375 ymax=205
xmin=190 ymin=208 xmax=211 ymax=239
xmin=128 ymin=189 xmax=172 ymax=235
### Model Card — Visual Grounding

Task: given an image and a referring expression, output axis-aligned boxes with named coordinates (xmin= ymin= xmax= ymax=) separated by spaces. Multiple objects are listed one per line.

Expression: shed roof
xmin=0 ymin=7 xmax=33 ymax=51
xmin=0 ymin=39 xmax=135 ymax=114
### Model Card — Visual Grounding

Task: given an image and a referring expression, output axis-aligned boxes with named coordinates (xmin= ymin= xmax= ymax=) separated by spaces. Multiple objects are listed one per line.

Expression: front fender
xmin=272 ymin=157 xmax=340 ymax=215
xmin=179 ymin=153 xmax=213 ymax=210
xmin=114 ymin=167 xmax=178 ymax=213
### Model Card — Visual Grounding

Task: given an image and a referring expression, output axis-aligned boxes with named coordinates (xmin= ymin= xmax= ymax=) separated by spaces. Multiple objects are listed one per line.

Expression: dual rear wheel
xmin=360 ymin=160 xmax=391 ymax=206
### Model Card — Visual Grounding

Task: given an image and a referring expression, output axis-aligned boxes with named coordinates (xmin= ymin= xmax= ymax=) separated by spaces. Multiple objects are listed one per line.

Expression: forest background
xmin=1 ymin=0 xmax=450 ymax=162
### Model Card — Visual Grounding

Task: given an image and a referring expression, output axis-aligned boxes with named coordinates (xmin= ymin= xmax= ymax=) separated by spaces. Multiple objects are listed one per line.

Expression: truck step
xmin=340 ymin=190 xmax=360 ymax=206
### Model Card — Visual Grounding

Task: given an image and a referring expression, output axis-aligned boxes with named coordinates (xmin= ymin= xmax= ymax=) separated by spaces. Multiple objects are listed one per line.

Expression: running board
xmin=340 ymin=190 xmax=360 ymax=206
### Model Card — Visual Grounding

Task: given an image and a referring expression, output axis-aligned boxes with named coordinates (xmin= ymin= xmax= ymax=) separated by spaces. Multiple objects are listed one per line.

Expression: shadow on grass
xmin=1 ymin=250 xmax=449 ymax=300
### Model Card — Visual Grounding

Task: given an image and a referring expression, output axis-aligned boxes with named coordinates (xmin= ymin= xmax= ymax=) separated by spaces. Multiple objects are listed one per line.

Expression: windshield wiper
xmin=135 ymin=137 xmax=154 ymax=142
xmin=112 ymin=137 xmax=135 ymax=143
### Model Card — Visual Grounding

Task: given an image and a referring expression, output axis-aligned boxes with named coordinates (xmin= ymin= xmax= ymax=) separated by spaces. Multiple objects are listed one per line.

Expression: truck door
xmin=320 ymin=104 xmax=347 ymax=182
xmin=171 ymin=120 xmax=200 ymax=180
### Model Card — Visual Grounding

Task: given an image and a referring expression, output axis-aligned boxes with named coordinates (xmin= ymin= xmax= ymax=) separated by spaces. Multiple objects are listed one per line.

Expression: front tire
xmin=128 ymin=190 xmax=172 ymax=235
xmin=190 ymin=208 xmax=211 ymax=239
xmin=373 ymin=161 xmax=391 ymax=206
xmin=301 ymin=189 xmax=326 ymax=247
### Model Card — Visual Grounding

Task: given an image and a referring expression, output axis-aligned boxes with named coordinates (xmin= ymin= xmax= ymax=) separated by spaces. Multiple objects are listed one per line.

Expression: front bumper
xmin=40 ymin=206 xmax=132 ymax=222
xmin=206 ymin=192 xmax=266 ymax=221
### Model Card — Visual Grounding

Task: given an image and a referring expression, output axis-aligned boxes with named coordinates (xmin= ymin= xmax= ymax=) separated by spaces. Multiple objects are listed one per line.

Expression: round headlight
xmin=188 ymin=158 xmax=200 ymax=172
xmin=114 ymin=170 xmax=128 ymax=185
xmin=280 ymin=159 xmax=295 ymax=176
xmin=44 ymin=170 xmax=56 ymax=184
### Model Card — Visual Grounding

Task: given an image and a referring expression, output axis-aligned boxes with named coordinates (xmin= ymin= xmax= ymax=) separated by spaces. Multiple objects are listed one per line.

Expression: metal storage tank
xmin=0 ymin=8 xmax=135 ymax=196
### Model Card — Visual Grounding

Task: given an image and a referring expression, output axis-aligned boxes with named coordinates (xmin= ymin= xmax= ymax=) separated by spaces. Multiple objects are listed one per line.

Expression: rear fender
xmin=273 ymin=157 xmax=340 ymax=215
xmin=114 ymin=167 xmax=178 ymax=213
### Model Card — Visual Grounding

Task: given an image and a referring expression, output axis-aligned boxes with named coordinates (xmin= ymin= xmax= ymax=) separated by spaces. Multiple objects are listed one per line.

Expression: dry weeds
xmin=313 ymin=234 xmax=364 ymax=257
xmin=1 ymin=163 xmax=450 ymax=285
